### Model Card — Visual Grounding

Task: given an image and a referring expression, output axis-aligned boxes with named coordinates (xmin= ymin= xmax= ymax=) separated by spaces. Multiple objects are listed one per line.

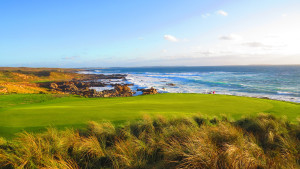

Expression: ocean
xmin=80 ymin=65 xmax=300 ymax=103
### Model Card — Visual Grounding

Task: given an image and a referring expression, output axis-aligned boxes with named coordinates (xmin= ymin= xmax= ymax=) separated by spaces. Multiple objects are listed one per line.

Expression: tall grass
xmin=0 ymin=114 xmax=299 ymax=169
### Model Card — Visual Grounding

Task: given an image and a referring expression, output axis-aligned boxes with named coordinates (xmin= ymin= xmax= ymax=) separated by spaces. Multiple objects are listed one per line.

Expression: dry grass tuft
xmin=0 ymin=137 xmax=6 ymax=146
xmin=74 ymin=136 xmax=105 ymax=159
xmin=0 ymin=115 xmax=299 ymax=169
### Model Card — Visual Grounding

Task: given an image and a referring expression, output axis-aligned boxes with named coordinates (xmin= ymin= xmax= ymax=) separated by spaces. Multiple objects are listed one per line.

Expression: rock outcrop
xmin=138 ymin=87 xmax=158 ymax=95
xmin=166 ymin=83 xmax=176 ymax=86
xmin=40 ymin=81 xmax=134 ymax=98
xmin=38 ymin=73 xmax=159 ymax=97
xmin=91 ymin=85 xmax=135 ymax=97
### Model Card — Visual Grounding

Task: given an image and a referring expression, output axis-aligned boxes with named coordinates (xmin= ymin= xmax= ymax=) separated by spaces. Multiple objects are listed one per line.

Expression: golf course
xmin=1 ymin=93 xmax=299 ymax=138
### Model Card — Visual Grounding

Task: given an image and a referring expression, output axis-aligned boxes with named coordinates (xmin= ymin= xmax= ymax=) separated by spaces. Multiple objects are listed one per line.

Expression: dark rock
xmin=109 ymin=85 xmax=134 ymax=97
xmin=260 ymin=97 xmax=270 ymax=100
xmin=80 ymin=85 xmax=135 ymax=98
xmin=166 ymin=83 xmax=176 ymax=86
xmin=50 ymin=83 xmax=58 ymax=89
xmin=138 ymin=87 xmax=158 ymax=95
xmin=37 ymin=74 xmax=135 ymax=98
xmin=115 ymin=85 xmax=131 ymax=93
xmin=61 ymin=82 xmax=78 ymax=92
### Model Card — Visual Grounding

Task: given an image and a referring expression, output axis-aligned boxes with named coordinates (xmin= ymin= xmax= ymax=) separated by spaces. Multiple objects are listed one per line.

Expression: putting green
xmin=0 ymin=93 xmax=299 ymax=138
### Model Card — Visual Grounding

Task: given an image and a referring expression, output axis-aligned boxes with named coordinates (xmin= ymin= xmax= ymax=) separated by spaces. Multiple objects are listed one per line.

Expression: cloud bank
xmin=242 ymin=42 xmax=268 ymax=48
xmin=219 ymin=34 xmax=242 ymax=40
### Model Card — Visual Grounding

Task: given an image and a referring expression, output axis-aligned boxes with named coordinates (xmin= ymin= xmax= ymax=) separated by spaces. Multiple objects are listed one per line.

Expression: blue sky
xmin=1 ymin=0 xmax=300 ymax=67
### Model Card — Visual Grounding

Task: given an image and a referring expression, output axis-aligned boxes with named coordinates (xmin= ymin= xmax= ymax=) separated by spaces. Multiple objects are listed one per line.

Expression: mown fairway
xmin=0 ymin=93 xmax=299 ymax=138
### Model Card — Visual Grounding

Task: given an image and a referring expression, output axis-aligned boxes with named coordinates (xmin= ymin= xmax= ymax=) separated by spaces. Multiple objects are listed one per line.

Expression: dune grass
xmin=0 ymin=114 xmax=299 ymax=169
xmin=0 ymin=93 xmax=299 ymax=139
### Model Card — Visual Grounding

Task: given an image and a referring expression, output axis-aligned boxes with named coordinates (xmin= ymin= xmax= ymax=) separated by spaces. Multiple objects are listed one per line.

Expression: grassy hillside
xmin=0 ymin=93 xmax=299 ymax=138
xmin=0 ymin=67 xmax=83 ymax=94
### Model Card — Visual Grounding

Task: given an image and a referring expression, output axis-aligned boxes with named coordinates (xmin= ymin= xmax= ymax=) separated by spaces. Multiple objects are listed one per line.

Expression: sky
xmin=1 ymin=0 xmax=300 ymax=68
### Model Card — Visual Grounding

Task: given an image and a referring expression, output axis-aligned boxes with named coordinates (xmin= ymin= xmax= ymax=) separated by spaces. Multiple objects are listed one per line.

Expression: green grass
xmin=0 ymin=93 xmax=299 ymax=138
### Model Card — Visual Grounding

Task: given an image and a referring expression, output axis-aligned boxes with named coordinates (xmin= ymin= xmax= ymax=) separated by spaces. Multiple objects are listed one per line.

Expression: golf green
xmin=0 ymin=93 xmax=299 ymax=138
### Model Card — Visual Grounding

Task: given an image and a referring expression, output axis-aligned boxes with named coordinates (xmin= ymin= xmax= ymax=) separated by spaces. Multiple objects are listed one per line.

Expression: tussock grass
xmin=0 ymin=114 xmax=299 ymax=169
xmin=0 ymin=82 xmax=49 ymax=94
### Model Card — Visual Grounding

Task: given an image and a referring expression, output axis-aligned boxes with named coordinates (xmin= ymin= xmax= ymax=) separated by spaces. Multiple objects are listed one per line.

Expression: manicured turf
xmin=0 ymin=93 xmax=299 ymax=138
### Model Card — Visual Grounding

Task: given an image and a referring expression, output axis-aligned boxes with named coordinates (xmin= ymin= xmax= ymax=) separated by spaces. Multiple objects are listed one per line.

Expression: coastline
xmin=79 ymin=69 xmax=300 ymax=103
xmin=0 ymin=67 xmax=298 ymax=103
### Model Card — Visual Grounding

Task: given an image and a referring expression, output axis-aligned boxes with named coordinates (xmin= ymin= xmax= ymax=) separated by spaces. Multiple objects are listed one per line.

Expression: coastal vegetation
xmin=0 ymin=68 xmax=299 ymax=168
xmin=0 ymin=114 xmax=299 ymax=168
xmin=0 ymin=67 xmax=82 ymax=94
xmin=0 ymin=67 xmax=139 ymax=97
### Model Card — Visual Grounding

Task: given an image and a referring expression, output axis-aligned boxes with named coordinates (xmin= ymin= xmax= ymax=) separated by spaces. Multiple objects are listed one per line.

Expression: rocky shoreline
xmin=38 ymin=74 xmax=158 ymax=97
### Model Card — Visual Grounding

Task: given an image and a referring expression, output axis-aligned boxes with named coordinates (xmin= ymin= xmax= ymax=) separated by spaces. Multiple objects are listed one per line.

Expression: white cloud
xmin=219 ymin=34 xmax=242 ymax=40
xmin=282 ymin=14 xmax=288 ymax=17
xmin=242 ymin=42 xmax=269 ymax=48
xmin=241 ymin=41 xmax=287 ymax=52
xmin=195 ymin=50 xmax=215 ymax=56
xmin=201 ymin=13 xmax=210 ymax=18
xmin=164 ymin=35 xmax=179 ymax=42
xmin=193 ymin=48 xmax=235 ymax=57
xmin=216 ymin=10 xmax=228 ymax=16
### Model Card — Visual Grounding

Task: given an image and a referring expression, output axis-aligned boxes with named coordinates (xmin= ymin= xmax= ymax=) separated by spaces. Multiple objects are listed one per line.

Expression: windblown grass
xmin=0 ymin=114 xmax=299 ymax=169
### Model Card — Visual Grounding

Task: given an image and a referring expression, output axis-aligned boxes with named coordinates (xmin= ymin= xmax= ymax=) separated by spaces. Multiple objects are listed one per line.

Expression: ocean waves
xmin=86 ymin=66 xmax=300 ymax=103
